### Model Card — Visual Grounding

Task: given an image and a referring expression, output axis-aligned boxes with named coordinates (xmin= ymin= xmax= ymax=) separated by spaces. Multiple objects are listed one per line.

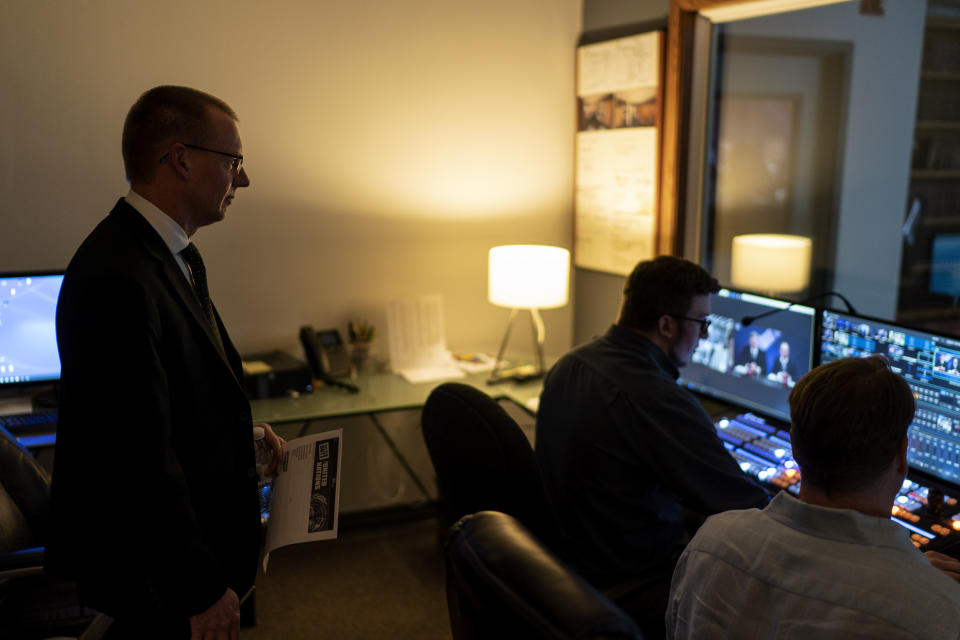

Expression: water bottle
xmin=253 ymin=426 xmax=273 ymax=524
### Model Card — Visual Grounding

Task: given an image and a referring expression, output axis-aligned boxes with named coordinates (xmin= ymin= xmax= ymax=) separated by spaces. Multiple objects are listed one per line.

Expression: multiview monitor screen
xmin=0 ymin=272 xmax=63 ymax=387
xmin=679 ymin=289 xmax=815 ymax=422
xmin=820 ymin=310 xmax=960 ymax=487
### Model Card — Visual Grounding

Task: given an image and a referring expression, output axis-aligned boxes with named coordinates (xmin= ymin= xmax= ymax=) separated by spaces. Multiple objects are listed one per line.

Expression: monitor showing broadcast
xmin=0 ymin=272 xmax=63 ymax=386
xmin=820 ymin=311 xmax=960 ymax=487
xmin=680 ymin=289 xmax=815 ymax=422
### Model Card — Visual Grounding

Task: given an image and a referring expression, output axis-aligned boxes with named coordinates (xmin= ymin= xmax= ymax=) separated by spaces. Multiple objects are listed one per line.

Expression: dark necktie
xmin=180 ymin=243 xmax=225 ymax=353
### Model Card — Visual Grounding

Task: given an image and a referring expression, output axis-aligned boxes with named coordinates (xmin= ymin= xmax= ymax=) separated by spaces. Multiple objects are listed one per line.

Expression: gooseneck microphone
xmin=741 ymin=291 xmax=858 ymax=326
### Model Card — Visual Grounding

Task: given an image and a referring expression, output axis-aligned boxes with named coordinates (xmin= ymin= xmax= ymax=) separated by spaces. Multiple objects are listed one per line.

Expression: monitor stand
xmin=31 ymin=385 xmax=59 ymax=409
xmin=0 ymin=396 xmax=32 ymax=416
xmin=0 ymin=384 xmax=58 ymax=415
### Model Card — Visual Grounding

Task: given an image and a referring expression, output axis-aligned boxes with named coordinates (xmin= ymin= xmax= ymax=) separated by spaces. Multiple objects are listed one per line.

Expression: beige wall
xmin=0 ymin=0 xmax=581 ymax=362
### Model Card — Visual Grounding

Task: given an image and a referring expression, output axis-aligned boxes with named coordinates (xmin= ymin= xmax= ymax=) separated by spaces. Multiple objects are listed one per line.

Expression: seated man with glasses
xmin=535 ymin=255 xmax=769 ymax=637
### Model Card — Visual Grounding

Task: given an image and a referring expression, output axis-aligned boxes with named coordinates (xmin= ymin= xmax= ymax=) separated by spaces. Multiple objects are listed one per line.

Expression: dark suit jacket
xmin=46 ymin=199 xmax=260 ymax=621
xmin=770 ymin=356 xmax=800 ymax=380
xmin=736 ymin=344 xmax=766 ymax=375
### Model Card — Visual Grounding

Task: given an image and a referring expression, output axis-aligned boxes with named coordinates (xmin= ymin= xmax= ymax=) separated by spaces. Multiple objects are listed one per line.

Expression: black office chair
xmin=0 ymin=425 xmax=110 ymax=639
xmin=445 ymin=511 xmax=643 ymax=640
xmin=421 ymin=382 xmax=562 ymax=549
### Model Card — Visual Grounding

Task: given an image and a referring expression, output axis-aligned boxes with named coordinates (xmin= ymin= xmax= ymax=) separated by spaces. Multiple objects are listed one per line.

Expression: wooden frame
xmin=662 ymin=0 xmax=777 ymax=256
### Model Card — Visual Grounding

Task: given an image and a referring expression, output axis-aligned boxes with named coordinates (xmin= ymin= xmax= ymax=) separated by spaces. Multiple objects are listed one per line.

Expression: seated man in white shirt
xmin=667 ymin=355 xmax=960 ymax=639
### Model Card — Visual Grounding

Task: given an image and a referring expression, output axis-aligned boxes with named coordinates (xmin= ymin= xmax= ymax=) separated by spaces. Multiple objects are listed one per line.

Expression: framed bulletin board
xmin=574 ymin=30 xmax=663 ymax=275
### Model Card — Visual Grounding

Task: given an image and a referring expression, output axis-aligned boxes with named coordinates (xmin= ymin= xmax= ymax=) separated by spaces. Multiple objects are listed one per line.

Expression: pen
xmin=239 ymin=585 xmax=255 ymax=606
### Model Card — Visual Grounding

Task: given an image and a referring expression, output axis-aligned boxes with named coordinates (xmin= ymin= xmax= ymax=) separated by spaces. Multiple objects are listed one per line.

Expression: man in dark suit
xmin=735 ymin=330 xmax=766 ymax=377
xmin=769 ymin=340 xmax=801 ymax=386
xmin=47 ymin=86 xmax=284 ymax=639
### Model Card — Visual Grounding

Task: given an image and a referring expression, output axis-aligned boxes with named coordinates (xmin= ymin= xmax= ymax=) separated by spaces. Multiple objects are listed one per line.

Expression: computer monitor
xmin=929 ymin=233 xmax=960 ymax=300
xmin=680 ymin=289 xmax=815 ymax=422
xmin=819 ymin=310 xmax=960 ymax=487
xmin=0 ymin=272 xmax=63 ymax=388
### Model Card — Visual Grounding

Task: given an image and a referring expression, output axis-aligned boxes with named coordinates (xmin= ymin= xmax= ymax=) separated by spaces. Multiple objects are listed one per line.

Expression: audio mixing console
xmin=716 ymin=412 xmax=960 ymax=553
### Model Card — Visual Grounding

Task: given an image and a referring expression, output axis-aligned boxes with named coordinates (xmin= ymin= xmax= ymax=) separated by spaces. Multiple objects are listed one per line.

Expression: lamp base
xmin=487 ymin=308 xmax=547 ymax=385
xmin=486 ymin=363 xmax=544 ymax=385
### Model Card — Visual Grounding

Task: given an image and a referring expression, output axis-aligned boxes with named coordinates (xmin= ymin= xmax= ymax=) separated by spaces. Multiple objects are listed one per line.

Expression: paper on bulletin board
xmin=575 ymin=128 xmax=657 ymax=274
xmin=575 ymin=30 xmax=661 ymax=276
xmin=577 ymin=32 xmax=660 ymax=96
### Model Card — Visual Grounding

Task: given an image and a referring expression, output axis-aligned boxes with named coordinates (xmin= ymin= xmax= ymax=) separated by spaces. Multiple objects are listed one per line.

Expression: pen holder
xmin=350 ymin=341 xmax=373 ymax=372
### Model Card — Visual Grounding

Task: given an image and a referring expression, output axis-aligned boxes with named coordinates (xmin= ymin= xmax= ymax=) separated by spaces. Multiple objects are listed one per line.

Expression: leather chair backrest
xmin=421 ymin=383 xmax=558 ymax=545
xmin=0 ymin=484 xmax=34 ymax=552
xmin=0 ymin=427 xmax=109 ymax=639
xmin=445 ymin=511 xmax=642 ymax=640
xmin=0 ymin=425 xmax=51 ymax=550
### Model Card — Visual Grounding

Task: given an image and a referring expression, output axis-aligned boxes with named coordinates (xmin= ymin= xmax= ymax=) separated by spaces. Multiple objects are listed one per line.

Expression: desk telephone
xmin=299 ymin=325 xmax=359 ymax=393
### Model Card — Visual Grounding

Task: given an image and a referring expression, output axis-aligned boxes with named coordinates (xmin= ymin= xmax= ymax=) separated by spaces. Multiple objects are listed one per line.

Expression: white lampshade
xmin=731 ymin=234 xmax=812 ymax=293
xmin=702 ymin=0 xmax=849 ymax=23
xmin=488 ymin=245 xmax=570 ymax=309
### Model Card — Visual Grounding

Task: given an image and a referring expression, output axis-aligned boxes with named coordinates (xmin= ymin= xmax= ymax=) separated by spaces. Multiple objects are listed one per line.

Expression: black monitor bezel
xmin=0 ymin=270 xmax=65 ymax=391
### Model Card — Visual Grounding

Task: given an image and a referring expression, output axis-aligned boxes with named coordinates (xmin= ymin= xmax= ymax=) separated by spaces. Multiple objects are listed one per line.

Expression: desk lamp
xmin=487 ymin=245 xmax=570 ymax=384
xmin=731 ymin=234 xmax=812 ymax=296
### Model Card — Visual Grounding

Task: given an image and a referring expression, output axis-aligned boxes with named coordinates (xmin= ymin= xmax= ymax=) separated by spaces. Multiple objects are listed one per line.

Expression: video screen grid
xmin=820 ymin=311 xmax=960 ymax=485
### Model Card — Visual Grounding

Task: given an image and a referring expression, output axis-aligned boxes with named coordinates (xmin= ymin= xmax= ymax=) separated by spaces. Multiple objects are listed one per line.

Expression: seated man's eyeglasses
xmin=668 ymin=314 xmax=711 ymax=337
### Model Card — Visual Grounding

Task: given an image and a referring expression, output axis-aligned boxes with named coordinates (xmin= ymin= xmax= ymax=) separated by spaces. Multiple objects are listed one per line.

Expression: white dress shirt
xmin=667 ymin=491 xmax=960 ymax=639
xmin=124 ymin=189 xmax=191 ymax=283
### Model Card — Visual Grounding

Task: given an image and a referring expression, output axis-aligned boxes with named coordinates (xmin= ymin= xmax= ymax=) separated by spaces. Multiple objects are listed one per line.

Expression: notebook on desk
xmin=386 ymin=295 xmax=465 ymax=383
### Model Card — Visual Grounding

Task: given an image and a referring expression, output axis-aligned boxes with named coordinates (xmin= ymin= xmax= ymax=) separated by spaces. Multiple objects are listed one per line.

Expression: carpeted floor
xmin=241 ymin=514 xmax=451 ymax=639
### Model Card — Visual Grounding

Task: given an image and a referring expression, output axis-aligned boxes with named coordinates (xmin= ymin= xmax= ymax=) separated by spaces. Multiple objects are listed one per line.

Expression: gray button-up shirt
xmin=667 ymin=491 xmax=960 ymax=639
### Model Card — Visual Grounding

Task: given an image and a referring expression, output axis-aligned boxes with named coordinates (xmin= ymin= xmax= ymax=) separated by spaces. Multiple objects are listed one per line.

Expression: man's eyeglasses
xmin=668 ymin=314 xmax=711 ymax=337
xmin=183 ymin=144 xmax=244 ymax=173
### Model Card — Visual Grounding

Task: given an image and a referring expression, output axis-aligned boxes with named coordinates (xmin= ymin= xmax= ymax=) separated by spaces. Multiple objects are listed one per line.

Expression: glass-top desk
xmin=251 ymin=368 xmax=544 ymax=522
xmin=251 ymin=368 xmax=542 ymax=428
